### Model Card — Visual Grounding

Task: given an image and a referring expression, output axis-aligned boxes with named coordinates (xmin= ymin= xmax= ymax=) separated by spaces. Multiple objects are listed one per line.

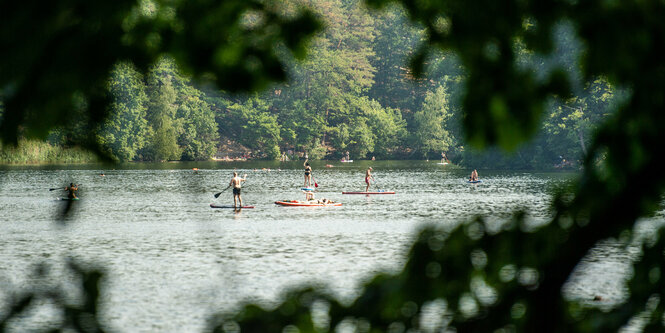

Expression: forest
xmin=0 ymin=0 xmax=622 ymax=168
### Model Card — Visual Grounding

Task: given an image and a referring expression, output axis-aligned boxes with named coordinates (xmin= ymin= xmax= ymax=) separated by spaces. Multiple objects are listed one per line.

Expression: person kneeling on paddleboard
xmin=229 ymin=172 xmax=247 ymax=208
xmin=65 ymin=183 xmax=79 ymax=199
xmin=469 ymin=169 xmax=479 ymax=181
xmin=365 ymin=167 xmax=374 ymax=192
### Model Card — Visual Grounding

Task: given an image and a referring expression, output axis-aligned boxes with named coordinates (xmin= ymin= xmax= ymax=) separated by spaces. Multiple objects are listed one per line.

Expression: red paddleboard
xmin=275 ymin=200 xmax=342 ymax=207
xmin=342 ymin=191 xmax=395 ymax=194
xmin=210 ymin=204 xmax=255 ymax=209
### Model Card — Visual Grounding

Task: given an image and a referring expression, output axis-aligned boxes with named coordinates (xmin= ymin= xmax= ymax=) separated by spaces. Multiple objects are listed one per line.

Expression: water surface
xmin=0 ymin=161 xmax=639 ymax=331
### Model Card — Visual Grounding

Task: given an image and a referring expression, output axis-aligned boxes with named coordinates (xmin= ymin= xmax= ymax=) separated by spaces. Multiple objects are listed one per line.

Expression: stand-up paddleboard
xmin=58 ymin=197 xmax=80 ymax=201
xmin=340 ymin=160 xmax=353 ymax=163
xmin=342 ymin=190 xmax=396 ymax=194
xmin=437 ymin=162 xmax=449 ymax=165
xmin=301 ymin=187 xmax=315 ymax=191
xmin=468 ymin=180 xmax=482 ymax=183
xmin=210 ymin=203 xmax=255 ymax=209
xmin=275 ymin=200 xmax=342 ymax=207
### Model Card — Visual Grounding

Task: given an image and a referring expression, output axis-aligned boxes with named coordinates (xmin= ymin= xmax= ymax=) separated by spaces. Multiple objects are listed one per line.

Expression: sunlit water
xmin=0 ymin=161 xmax=659 ymax=332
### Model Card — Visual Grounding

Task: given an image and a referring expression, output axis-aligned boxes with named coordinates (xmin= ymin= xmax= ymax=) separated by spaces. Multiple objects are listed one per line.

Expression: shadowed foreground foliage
xmin=210 ymin=215 xmax=665 ymax=332
xmin=207 ymin=0 xmax=665 ymax=331
xmin=0 ymin=260 xmax=105 ymax=332
xmin=0 ymin=0 xmax=322 ymax=158
xmin=2 ymin=0 xmax=665 ymax=332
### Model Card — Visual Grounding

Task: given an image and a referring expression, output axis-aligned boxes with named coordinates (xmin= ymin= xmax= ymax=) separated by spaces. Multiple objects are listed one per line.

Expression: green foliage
xmin=368 ymin=4 xmax=429 ymax=112
xmin=276 ymin=99 xmax=326 ymax=152
xmin=366 ymin=0 xmax=572 ymax=151
xmin=142 ymin=64 xmax=181 ymax=161
xmin=412 ymin=85 xmax=455 ymax=158
xmin=0 ymin=0 xmax=322 ymax=153
xmin=177 ymin=94 xmax=220 ymax=161
xmin=347 ymin=118 xmax=374 ymax=158
xmin=544 ymin=78 xmax=621 ymax=160
xmin=0 ymin=139 xmax=97 ymax=164
xmin=98 ymin=63 xmax=149 ymax=162
xmin=0 ymin=260 xmax=106 ymax=332
xmin=148 ymin=117 xmax=181 ymax=161
xmin=358 ymin=98 xmax=407 ymax=158
xmin=210 ymin=0 xmax=665 ymax=332
xmin=226 ymin=97 xmax=282 ymax=159
xmin=2 ymin=0 xmax=614 ymax=165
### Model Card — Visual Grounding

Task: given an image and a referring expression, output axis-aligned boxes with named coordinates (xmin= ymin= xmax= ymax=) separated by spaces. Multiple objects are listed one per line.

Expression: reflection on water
xmin=0 ymin=161 xmax=650 ymax=332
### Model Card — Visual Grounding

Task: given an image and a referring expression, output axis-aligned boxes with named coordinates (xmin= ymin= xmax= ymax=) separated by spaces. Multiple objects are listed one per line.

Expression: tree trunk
xmin=322 ymin=109 xmax=329 ymax=146
xmin=578 ymin=129 xmax=587 ymax=156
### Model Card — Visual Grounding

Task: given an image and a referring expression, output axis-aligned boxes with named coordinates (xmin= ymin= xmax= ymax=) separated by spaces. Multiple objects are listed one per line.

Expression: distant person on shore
xmin=371 ymin=156 xmax=376 ymax=161
xmin=229 ymin=172 xmax=246 ymax=207
xmin=469 ymin=169 xmax=479 ymax=181
xmin=365 ymin=167 xmax=374 ymax=192
xmin=65 ymin=183 xmax=79 ymax=199
xmin=304 ymin=159 xmax=312 ymax=187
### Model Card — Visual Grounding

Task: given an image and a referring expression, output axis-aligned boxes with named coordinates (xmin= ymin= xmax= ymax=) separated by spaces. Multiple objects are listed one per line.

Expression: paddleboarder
xmin=470 ymin=169 xmax=479 ymax=181
xmin=365 ymin=167 xmax=374 ymax=192
xmin=229 ymin=172 xmax=247 ymax=208
xmin=304 ymin=159 xmax=313 ymax=187
xmin=65 ymin=183 xmax=79 ymax=199
xmin=441 ymin=152 xmax=448 ymax=163
xmin=303 ymin=190 xmax=335 ymax=204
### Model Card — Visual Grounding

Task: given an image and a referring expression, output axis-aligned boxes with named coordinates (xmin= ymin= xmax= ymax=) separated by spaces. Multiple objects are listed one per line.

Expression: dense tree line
xmin=4 ymin=0 xmax=619 ymax=168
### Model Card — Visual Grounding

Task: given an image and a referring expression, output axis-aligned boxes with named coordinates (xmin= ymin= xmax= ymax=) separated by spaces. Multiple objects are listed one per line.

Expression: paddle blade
xmin=214 ymin=192 xmax=222 ymax=198
xmin=314 ymin=182 xmax=319 ymax=187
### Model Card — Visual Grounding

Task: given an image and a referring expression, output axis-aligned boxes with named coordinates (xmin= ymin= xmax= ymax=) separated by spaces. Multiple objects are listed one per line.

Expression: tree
xmin=544 ymin=78 xmax=620 ymax=162
xmin=353 ymin=96 xmax=406 ymax=158
xmin=175 ymin=94 xmax=218 ymax=161
xmin=368 ymin=4 xmax=433 ymax=118
xmin=411 ymin=85 xmax=455 ymax=158
xmin=142 ymin=66 xmax=181 ymax=161
xmin=276 ymin=0 xmax=378 ymax=152
xmin=0 ymin=0 xmax=322 ymax=156
xmin=227 ymin=97 xmax=282 ymax=159
xmin=98 ymin=63 xmax=149 ymax=161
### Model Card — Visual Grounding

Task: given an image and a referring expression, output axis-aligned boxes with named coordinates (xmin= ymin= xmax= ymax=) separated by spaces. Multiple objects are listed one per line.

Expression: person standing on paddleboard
xmin=65 ymin=183 xmax=79 ymax=199
xmin=365 ymin=167 xmax=374 ymax=192
xmin=304 ymin=158 xmax=313 ymax=188
xmin=229 ymin=172 xmax=246 ymax=208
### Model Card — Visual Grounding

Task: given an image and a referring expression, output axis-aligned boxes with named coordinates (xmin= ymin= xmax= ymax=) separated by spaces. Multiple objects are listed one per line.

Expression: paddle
xmin=373 ymin=179 xmax=382 ymax=191
xmin=312 ymin=175 xmax=319 ymax=188
xmin=214 ymin=186 xmax=231 ymax=198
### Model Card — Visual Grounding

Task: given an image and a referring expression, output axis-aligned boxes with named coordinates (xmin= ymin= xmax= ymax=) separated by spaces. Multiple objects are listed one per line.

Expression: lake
xmin=0 ymin=161 xmax=652 ymax=332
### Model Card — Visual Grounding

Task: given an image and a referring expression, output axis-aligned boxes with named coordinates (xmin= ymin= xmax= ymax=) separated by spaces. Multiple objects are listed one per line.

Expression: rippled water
xmin=0 ymin=161 xmax=652 ymax=331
